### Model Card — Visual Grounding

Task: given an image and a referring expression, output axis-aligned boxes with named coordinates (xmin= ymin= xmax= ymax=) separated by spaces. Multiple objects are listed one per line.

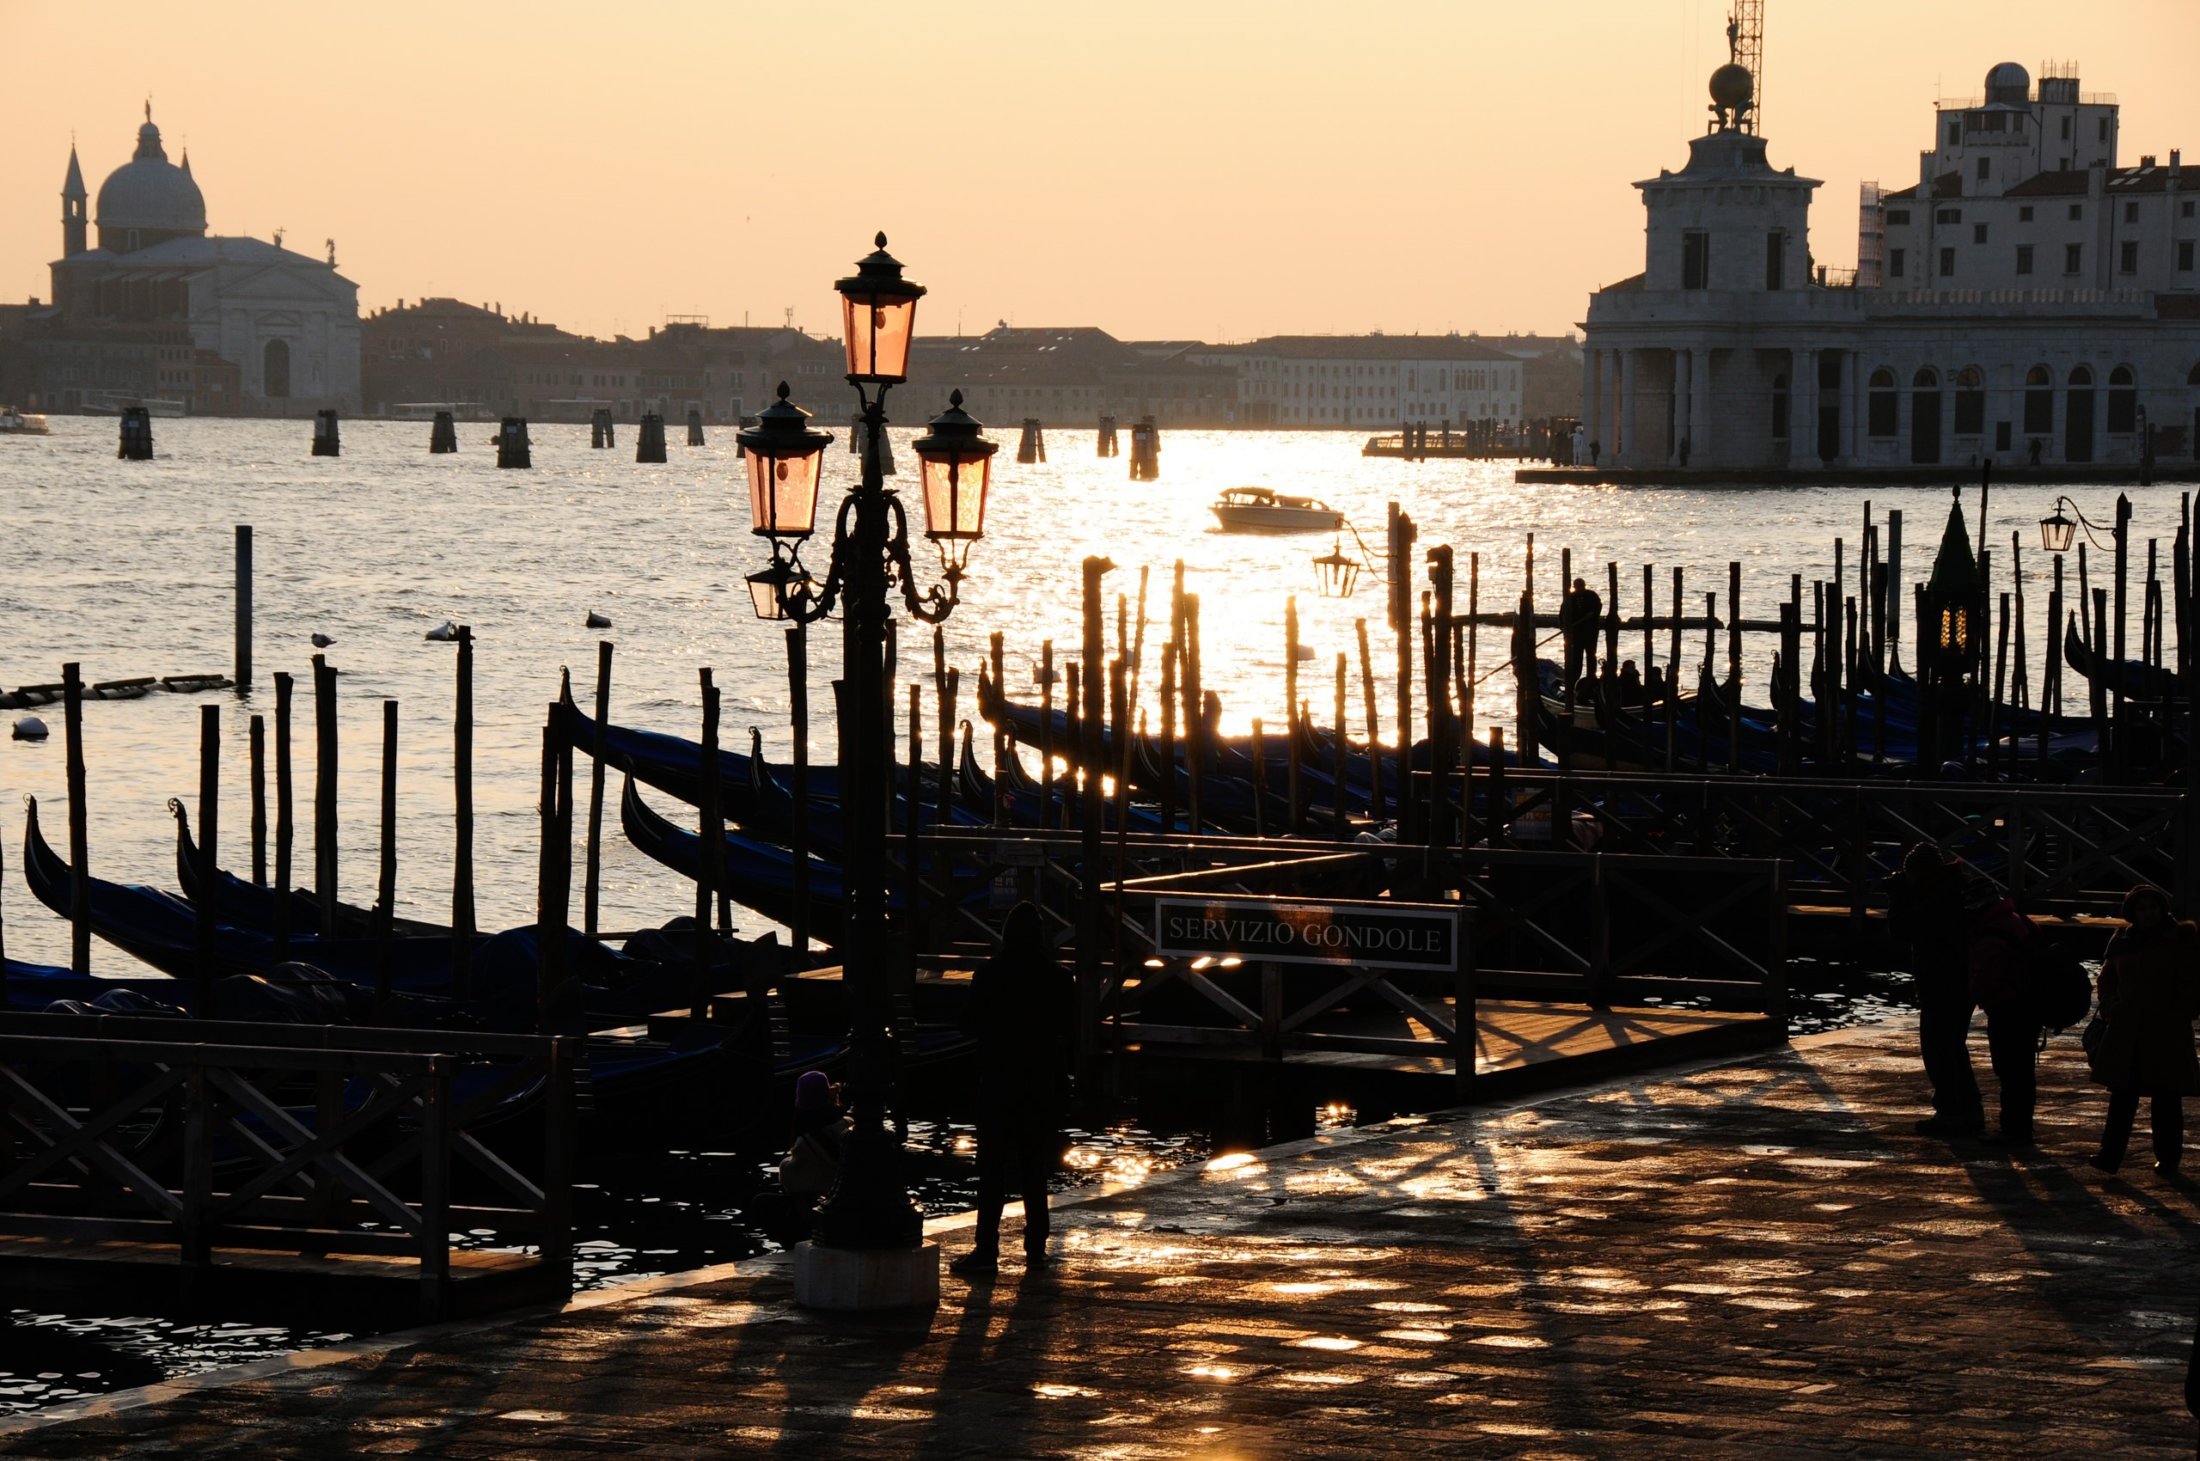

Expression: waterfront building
xmin=31 ymin=108 xmax=360 ymax=415
xmin=1580 ymin=58 xmax=2200 ymax=474
xmin=909 ymin=326 xmax=1238 ymax=428
xmin=1210 ymin=335 xmax=1526 ymax=428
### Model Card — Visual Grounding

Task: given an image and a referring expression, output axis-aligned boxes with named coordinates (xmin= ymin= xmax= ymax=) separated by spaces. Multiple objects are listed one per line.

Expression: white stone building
xmin=1213 ymin=336 xmax=1525 ymax=428
xmin=45 ymin=109 xmax=360 ymax=414
xmin=1579 ymin=58 xmax=2200 ymax=475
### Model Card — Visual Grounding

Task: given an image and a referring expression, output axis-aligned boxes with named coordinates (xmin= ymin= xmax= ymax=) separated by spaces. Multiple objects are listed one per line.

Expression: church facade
xmin=1579 ymin=57 xmax=2200 ymax=478
xmin=33 ymin=109 xmax=360 ymax=415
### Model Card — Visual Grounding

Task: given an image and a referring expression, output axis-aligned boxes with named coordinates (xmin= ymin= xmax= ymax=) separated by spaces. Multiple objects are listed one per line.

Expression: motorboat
xmin=0 ymin=407 xmax=49 ymax=435
xmin=1210 ymin=486 xmax=1345 ymax=534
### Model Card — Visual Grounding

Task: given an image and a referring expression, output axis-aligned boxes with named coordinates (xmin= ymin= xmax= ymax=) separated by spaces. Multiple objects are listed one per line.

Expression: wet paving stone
xmin=4 ymin=1017 xmax=2198 ymax=1455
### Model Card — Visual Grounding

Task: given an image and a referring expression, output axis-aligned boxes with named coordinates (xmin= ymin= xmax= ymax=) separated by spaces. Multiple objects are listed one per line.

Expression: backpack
xmin=2018 ymin=937 xmax=2092 ymax=1032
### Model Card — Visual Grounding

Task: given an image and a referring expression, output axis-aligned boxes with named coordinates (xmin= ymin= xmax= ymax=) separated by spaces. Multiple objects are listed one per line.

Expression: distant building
xmin=1581 ymin=56 xmax=2199 ymax=473
xmin=908 ymin=326 xmax=1237 ymax=427
xmin=359 ymin=303 xmax=840 ymax=423
xmin=30 ymin=108 xmax=360 ymax=414
xmin=1212 ymin=335 xmax=1526 ymax=428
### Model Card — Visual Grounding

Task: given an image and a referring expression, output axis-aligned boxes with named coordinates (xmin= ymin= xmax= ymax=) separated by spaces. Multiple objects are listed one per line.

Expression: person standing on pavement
xmin=2086 ymin=884 xmax=2200 ymax=1175
xmin=1560 ymin=577 xmax=1603 ymax=688
xmin=951 ymin=902 xmax=1073 ymax=1278
xmin=1890 ymin=844 xmax=2042 ymax=1144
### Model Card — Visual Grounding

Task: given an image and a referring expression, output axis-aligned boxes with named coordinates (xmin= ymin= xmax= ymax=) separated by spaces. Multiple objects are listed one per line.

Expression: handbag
xmin=779 ymin=1131 xmax=839 ymax=1197
xmin=2081 ymin=1014 xmax=2108 ymax=1058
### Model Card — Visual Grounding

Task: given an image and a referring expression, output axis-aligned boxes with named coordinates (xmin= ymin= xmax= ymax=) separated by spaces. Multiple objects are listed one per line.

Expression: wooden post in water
xmin=1185 ymin=595 xmax=1205 ymax=835
xmin=695 ymin=671 xmax=726 ymax=1014
xmin=1886 ymin=510 xmax=1904 ymax=673
xmin=376 ymin=700 xmax=398 ymax=1011
xmin=1464 ymin=554 xmax=1480 ymax=824
xmin=988 ymin=631 xmax=1006 ymax=826
xmin=1428 ymin=547 xmax=1455 ymax=855
xmin=687 ymin=408 xmax=705 ymax=447
xmin=429 ymin=411 xmax=457 ymax=454
xmin=248 ymin=713 xmax=267 ymax=886
xmin=1157 ymin=631 xmax=1178 ymax=832
xmin=1667 ymin=568 xmax=1683 ymax=770
xmin=787 ymin=626 xmax=812 ymax=958
xmin=1726 ymin=561 xmax=1743 ymax=773
xmin=451 ymin=628 xmax=474 ymax=994
xmin=1080 ymin=557 xmax=1112 ymax=1034
xmin=1356 ymin=619 xmax=1381 ymax=822
xmin=583 ymin=641 xmax=613 ymax=936
xmin=1039 ymin=639 xmax=1056 ymax=829
xmin=498 ymin=418 xmax=532 ymax=468
xmin=311 ymin=654 xmax=338 ymax=937
xmin=195 ymin=704 xmax=218 ymax=1013
xmin=1989 ymin=594 xmax=2011 ymax=778
xmin=1389 ymin=505 xmax=1417 ymax=841
xmin=636 ymin=412 xmax=667 ymax=463
xmin=1250 ymin=720 xmax=1269 ymax=837
xmin=234 ymin=525 xmax=253 ymax=691
xmin=1284 ymin=596 xmax=1302 ymax=833
xmin=1332 ymin=654 xmax=1349 ymax=836
xmin=536 ymin=723 xmax=559 ymax=1035
xmin=312 ymin=409 xmax=340 ymax=458
xmin=273 ymin=671 xmax=294 ymax=958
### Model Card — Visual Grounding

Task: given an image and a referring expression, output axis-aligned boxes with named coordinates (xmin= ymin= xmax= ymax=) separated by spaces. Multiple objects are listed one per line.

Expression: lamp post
xmin=737 ymin=234 xmax=997 ymax=1309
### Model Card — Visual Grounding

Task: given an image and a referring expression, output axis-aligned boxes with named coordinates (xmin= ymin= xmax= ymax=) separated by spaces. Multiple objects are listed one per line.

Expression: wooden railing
xmin=0 ymin=1013 xmax=577 ymax=1322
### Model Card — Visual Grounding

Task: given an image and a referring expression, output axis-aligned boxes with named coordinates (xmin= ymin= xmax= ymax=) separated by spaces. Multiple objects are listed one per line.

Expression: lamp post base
xmin=791 ymin=1239 xmax=941 ymax=1311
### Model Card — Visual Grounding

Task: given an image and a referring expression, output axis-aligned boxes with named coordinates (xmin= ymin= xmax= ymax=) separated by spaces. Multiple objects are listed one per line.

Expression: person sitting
xmin=778 ymin=1071 xmax=846 ymax=1232
xmin=1618 ymin=660 xmax=1644 ymax=705
xmin=1644 ymin=664 xmax=1668 ymax=702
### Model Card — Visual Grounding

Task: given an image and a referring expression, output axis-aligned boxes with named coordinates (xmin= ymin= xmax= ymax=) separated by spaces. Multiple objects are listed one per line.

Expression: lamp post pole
xmin=739 ymin=237 xmax=997 ymax=1305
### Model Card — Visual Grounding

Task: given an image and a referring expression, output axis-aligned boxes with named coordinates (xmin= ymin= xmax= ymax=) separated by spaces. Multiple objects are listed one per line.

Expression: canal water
xmin=0 ymin=416 xmax=2130 ymax=1413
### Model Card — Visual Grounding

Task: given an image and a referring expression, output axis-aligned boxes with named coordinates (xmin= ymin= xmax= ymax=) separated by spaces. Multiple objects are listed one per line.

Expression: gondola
xmin=20 ymin=796 xmax=707 ymax=1031
xmin=170 ymin=799 xmax=444 ymax=939
xmin=621 ymin=775 xmax=856 ymax=944
xmin=2064 ymin=617 xmax=2184 ymax=701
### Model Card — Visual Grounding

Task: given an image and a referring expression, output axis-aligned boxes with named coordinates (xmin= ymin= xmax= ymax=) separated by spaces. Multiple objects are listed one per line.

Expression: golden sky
xmin=6 ymin=0 xmax=2197 ymax=342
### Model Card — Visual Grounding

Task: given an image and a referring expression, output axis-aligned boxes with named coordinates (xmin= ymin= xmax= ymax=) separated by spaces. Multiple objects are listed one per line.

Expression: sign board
xmin=993 ymin=840 xmax=1049 ymax=868
xmin=1153 ymin=895 xmax=1462 ymax=973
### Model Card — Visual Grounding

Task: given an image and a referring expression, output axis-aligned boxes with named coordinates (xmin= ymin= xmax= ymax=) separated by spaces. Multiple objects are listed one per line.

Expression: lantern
xmin=735 ymin=382 xmax=833 ymax=545
xmin=834 ymin=233 xmax=926 ymax=385
xmin=909 ymin=390 xmax=997 ymax=572
xmin=744 ymin=556 xmax=814 ymax=621
xmin=1313 ymin=539 xmax=1360 ymax=599
xmin=1921 ymin=488 xmax=1985 ymax=678
xmin=2038 ymin=504 xmax=2077 ymax=553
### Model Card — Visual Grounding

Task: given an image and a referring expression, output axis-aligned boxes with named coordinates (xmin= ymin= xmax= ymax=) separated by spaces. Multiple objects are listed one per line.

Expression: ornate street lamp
xmin=746 ymin=236 xmax=995 ymax=1310
xmin=1312 ymin=538 xmax=1361 ymax=599
xmin=2038 ymin=494 xmax=2121 ymax=554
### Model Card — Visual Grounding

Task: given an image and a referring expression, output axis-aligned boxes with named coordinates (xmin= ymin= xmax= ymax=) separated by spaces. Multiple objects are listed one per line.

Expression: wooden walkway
xmin=10 ymin=1018 xmax=2197 ymax=1456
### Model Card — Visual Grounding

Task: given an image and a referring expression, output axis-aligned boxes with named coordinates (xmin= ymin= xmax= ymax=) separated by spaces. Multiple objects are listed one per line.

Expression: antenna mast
xmin=1727 ymin=0 xmax=1764 ymax=134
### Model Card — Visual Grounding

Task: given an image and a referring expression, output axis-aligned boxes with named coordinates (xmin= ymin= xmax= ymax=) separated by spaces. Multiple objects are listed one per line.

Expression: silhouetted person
xmin=2086 ymin=884 xmax=2199 ymax=1175
xmin=1890 ymin=844 xmax=1986 ymax=1136
xmin=952 ymin=902 xmax=1073 ymax=1277
xmin=2028 ymin=437 xmax=2044 ymax=467
xmin=1618 ymin=660 xmax=1643 ymax=705
xmin=1560 ymin=577 xmax=1603 ymax=686
xmin=1964 ymin=864 xmax=2044 ymax=1147
xmin=1644 ymin=664 xmax=1668 ymax=701
xmin=778 ymin=1071 xmax=846 ymax=1236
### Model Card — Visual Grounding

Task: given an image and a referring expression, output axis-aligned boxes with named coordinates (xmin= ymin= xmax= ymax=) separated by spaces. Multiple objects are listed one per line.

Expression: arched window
xmin=1954 ymin=366 xmax=1986 ymax=436
xmin=1868 ymin=368 xmax=1898 ymax=436
xmin=1771 ymin=372 xmax=1790 ymax=440
xmin=2069 ymin=365 xmax=2094 ymax=387
xmin=2024 ymin=365 xmax=2054 ymax=435
xmin=1913 ymin=367 xmax=1939 ymax=388
xmin=2107 ymin=365 xmax=2138 ymax=433
xmin=263 ymin=339 xmax=291 ymax=399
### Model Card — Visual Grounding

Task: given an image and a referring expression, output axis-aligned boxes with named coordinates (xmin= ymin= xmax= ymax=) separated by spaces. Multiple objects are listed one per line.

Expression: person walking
xmin=1560 ymin=577 xmax=1604 ymax=687
xmin=2086 ymin=884 xmax=2200 ymax=1175
xmin=1891 ymin=844 xmax=2043 ymax=1143
xmin=951 ymin=902 xmax=1073 ymax=1278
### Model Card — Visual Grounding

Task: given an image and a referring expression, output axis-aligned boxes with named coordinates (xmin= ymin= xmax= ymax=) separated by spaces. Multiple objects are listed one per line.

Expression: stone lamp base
xmin=792 ymin=1239 xmax=941 ymax=1311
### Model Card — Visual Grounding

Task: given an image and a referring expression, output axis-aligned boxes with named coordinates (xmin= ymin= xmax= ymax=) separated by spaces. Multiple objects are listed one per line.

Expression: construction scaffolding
xmin=1727 ymin=0 xmax=1764 ymax=135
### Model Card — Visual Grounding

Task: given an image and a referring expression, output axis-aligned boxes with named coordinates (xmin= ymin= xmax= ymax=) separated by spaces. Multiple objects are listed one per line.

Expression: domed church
xmin=43 ymin=106 xmax=359 ymax=414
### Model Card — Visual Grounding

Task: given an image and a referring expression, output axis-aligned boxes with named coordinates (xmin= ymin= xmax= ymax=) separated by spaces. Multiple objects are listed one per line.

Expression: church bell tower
xmin=61 ymin=144 xmax=87 ymax=257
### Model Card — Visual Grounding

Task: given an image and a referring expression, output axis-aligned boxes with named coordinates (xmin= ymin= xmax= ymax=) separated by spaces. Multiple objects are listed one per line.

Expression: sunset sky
xmin=6 ymin=1 xmax=2198 ymax=343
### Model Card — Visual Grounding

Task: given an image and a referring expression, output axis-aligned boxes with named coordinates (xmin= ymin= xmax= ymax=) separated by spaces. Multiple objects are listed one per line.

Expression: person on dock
xmin=1891 ymin=844 xmax=2039 ymax=1144
xmin=778 ymin=1071 xmax=846 ymax=1232
xmin=2085 ymin=884 xmax=2200 ymax=1175
xmin=952 ymin=901 xmax=1073 ymax=1278
xmin=1561 ymin=578 xmax=1604 ymax=687
xmin=1618 ymin=660 xmax=1643 ymax=705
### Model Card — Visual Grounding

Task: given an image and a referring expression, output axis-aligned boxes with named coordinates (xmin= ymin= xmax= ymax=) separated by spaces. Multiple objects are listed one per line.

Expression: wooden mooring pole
xmin=695 ymin=671 xmax=725 ymax=1017
xmin=62 ymin=664 xmax=90 ymax=974
xmin=376 ymin=700 xmax=398 ymax=1012
xmin=234 ymin=525 xmax=253 ymax=692
xmin=195 ymin=703 xmax=218 ymax=1013
xmin=248 ymin=712 xmax=267 ymax=886
xmin=452 ymin=627 xmax=475 ymax=994
xmin=273 ymin=671 xmax=294 ymax=958
xmin=583 ymin=641 xmax=613 ymax=936
xmin=311 ymin=653 xmax=338 ymax=937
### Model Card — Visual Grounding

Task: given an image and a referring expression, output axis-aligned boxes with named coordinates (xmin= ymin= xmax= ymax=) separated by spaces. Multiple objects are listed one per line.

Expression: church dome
xmin=94 ymin=112 xmax=206 ymax=247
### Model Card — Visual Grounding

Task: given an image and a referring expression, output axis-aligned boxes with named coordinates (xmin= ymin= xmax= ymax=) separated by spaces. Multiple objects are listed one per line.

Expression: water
xmin=0 ymin=416 xmax=2169 ymax=967
xmin=0 ymin=416 xmax=2148 ymax=1413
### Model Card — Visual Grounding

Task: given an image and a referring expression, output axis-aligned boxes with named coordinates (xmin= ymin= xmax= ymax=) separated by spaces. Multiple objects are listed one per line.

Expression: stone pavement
xmin=5 ymin=1016 xmax=2199 ymax=1457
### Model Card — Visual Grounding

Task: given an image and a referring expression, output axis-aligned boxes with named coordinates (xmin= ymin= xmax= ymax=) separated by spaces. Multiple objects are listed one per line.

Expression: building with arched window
xmin=29 ymin=108 xmax=359 ymax=415
xmin=1577 ymin=49 xmax=2200 ymax=478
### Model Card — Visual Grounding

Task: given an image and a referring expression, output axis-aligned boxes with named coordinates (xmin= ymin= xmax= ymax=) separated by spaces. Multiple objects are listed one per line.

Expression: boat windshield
xmin=1218 ymin=487 xmax=1274 ymax=504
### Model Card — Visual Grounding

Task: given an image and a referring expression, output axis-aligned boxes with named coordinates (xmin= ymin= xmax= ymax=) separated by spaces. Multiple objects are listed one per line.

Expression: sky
xmin=6 ymin=1 xmax=2199 ymax=343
